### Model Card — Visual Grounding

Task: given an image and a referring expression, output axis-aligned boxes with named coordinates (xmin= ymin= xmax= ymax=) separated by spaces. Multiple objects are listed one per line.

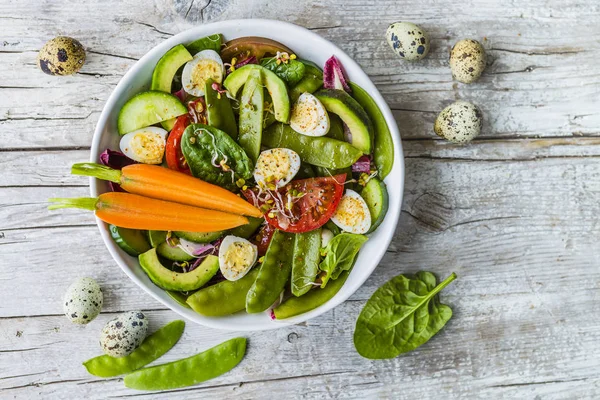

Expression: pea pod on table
xmin=262 ymin=123 xmax=362 ymax=169
xmin=83 ymin=320 xmax=185 ymax=378
xmin=124 ymin=337 xmax=247 ymax=391
xmin=273 ymin=271 xmax=350 ymax=319
xmin=291 ymin=229 xmax=322 ymax=297
xmin=246 ymin=230 xmax=295 ymax=313
xmin=186 ymin=268 xmax=259 ymax=316
xmin=205 ymin=78 xmax=238 ymax=139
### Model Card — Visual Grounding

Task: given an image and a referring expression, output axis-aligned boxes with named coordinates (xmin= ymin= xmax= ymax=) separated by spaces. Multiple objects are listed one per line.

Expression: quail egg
xmin=254 ymin=148 xmax=301 ymax=189
xmin=38 ymin=36 xmax=86 ymax=76
xmin=63 ymin=277 xmax=103 ymax=324
xmin=450 ymin=39 xmax=487 ymax=83
xmin=434 ymin=101 xmax=483 ymax=144
xmin=290 ymin=92 xmax=330 ymax=137
xmin=386 ymin=22 xmax=430 ymax=61
xmin=219 ymin=235 xmax=258 ymax=281
xmin=331 ymin=189 xmax=372 ymax=234
xmin=100 ymin=311 xmax=148 ymax=358
xmin=119 ymin=126 xmax=168 ymax=164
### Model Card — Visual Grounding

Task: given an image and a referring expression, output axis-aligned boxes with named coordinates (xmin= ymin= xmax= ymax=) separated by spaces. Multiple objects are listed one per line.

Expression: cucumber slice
xmin=109 ymin=225 xmax=151 ymax=256
xmin=157 ymin=242 xmax=194 ymax=262
xmin=139 ymin=248 xmax=219 ymax=291
xmin=174 ymin=231 xmax=223 ymax=243
xmin=229 ymin=217 xmax=263 ymax=239
xmin=117 ymin=91 xmax=187 ymax=135
xmin=361 ymin=178 xmax=389 ymax=233
xmin=147 ymin=230 xmax=167 ymax=248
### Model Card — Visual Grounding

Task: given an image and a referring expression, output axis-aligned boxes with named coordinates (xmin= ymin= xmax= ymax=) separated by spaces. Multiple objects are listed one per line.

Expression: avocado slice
xmin=138 ymin=248 xmax=219 ymax=291
xmin=147 ymin=230 xmax=167 ymax=248
xmin=315 ymin=89 xmax=373 ymax=154
xmin=238 ymin=69 xmax=264 ymax=162
xmin=223 ymin=64 xmax=290 ymax=123
xmin=156 ymin=242 xmax=194 ymax=262
xmin=151 ymin=44 xmax=193 ymax=93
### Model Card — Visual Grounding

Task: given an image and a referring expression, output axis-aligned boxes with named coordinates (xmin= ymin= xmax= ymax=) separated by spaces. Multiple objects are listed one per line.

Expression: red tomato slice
xmin=165 ymin=115 xmax=191 ymax=174
xmin=243 ymin=175 xmax=345 ymax=233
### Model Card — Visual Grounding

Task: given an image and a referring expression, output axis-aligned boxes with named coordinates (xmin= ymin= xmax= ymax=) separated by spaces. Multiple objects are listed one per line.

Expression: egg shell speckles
xmin=449 ymin=39 xmax=487 ymax=83
xmin=37 ymin=36 xmax=86 ymax=76
xmin=386 ymin=22 xmax=430 ymax=61
xmin=63 ymin=277 xmax=103 ymax=324
xmin=434 ymin=101 xmax=483 ymax=144
xmin=100 ymin=311 xmax=148 ymax=358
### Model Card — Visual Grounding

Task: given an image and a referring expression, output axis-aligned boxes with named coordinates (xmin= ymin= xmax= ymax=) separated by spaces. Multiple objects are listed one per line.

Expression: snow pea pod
xmin=262 ymin=123 xmax=362 ymax=169
xmin=291 ymin=229 xmax=322 ymax=297
xmin=273 ymin=271 xmax=349 ymax=319
xmin=83 ymin=320 xmax=185 ymax=378
xmin=186 ymin=268 xmax=259 ymax=316
xmin=246 ymin=230 xmax=294 ymax=313
xmin=205 ymin=78 xmax=238 ymax=139
xmin=348 ymin=82 xmax=394 ymax=179
xmin=238 ymin=69 xmax=264 ymax=162
xmin=290 ymin=60 xmax=324 ymax=102
xmin=124 ymin=337 xmax=247 ymax=391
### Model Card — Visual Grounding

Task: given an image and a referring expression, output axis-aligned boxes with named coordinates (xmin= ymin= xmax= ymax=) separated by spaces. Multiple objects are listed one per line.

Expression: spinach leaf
xmin=181 ymin=124 xmax=254 ymax=191
xmin=354 ymin=272 xmax=456 ymax=359
xmin=260 ymin=57 xmax=306 ymax=86
xmin=186 ymin=34 xmax=222 ymax=55
xmin=319 ymin=233 xmax=368 ymax=288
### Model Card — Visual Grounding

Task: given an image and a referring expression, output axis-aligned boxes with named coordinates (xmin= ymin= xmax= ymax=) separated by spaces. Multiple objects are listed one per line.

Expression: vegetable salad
xmin=54 ymin=33 xmax=394 ymax=320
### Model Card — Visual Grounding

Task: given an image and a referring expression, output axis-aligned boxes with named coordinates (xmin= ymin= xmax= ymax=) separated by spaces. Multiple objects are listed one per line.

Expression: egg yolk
xmin=223 ymin=242 xmax=255 ymax=274
xmin=335 ymin=196 xmax=367 ymax=227
xmin=256 ymin=149 xmax=291 ymax=184
xmin=291 ymin=97 xmax=319 ymax=132
xmin=128 ymin=132 xmax=165 ymax=164
xmin=188 ymin=60 xmax=222 ymax=91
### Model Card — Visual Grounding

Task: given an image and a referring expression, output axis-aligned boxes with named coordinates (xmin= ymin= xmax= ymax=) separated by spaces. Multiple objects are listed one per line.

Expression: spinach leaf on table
xmin=354 ymin=272 xmax=457 ymax=359
xmin=319 ymin=233 xmax=368 ymax=288
xmin=260 ymin=57 xmax=306 ymax=86
xmin=181 ymin=124 xmax=254 ymax=191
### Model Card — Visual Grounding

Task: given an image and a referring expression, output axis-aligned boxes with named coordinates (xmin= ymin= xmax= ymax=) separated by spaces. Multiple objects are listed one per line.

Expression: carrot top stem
xmin=48 ymin=197 xmax=98 ymax=211
xmin=71 ymin=163 xmax=122 ymax=183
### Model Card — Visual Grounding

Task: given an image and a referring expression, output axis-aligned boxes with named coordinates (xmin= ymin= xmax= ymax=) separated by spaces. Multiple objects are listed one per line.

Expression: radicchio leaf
xmin=323 ymin=55 xmax=352 ymax=93
xmin=99 ymin=149 xmax=136 ymax=192
xmin=352 ymin=155 xmax=372 ymax=174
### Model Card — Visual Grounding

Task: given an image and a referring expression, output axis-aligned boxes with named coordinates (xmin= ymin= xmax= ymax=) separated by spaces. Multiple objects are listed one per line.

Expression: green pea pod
xmin=124 ymin=337 xmax=247 ymax=391
xmin=290 ymin=60 xmax=324 ymax=102
xmin=166 ymin=291 xmax=191 ymax=309
xmin=186 ymin=268 xmax=259 ymax=316
xmin=186 ymin=34 xmax=222 ymax=54
xmin=205 ymin=78 xmax=238 ymax=139
xmin=348 ymin=82 xmax=394 ymax=179
xmin=291 ymin=229 xmax=322 ymax=297
xmin=246 ymin=230 xmax=294 ymax=313
xmin=238 ymin=69 xmax=264 ymax=162
xmin=181 ymin=124 xmax=253 ymax=191
xmin=83 ymin=320 xmax=185 ymax=378
xmin=274 ymin=271 xmax=349 ymax=319
xmin=262 ymin=123 xmax=362 ymax=169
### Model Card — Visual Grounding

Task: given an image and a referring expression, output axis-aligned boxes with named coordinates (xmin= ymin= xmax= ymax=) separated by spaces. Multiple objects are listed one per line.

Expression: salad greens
xmin=354 ymin=272 xmax=457 ymax=359
xmin=319 ymin=233 xmax=368 ymax=288
xmin=260 ymin=56 xmax=306 ymax=85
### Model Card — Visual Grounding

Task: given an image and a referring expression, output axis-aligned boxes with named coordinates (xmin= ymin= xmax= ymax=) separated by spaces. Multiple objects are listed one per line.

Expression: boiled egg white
xmin=119 ymin=127 xmax=167 ymax=164
xmin=330 ymin=189 xmax=372 ymax=234
xmin=182 ymin=50 xmax=224 ymax=97
xmin=254 ymin=148 xmax=301 ymax=189
xmin=290 ymin=92 xmax=330 ymax=137
xmin=218 ymin=235 xmax=258 ymax=281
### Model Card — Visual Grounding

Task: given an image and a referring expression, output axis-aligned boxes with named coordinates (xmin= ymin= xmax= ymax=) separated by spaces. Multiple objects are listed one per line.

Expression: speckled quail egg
xmin=63 ymin=277 xmax=103 ymax=324
xmin=434 ymin=101 xmax=483 ymax=144
xmin=449 ymin=39 xmax=487 ymax=83
xmin=386 ymin=22 xmax=430 ymax=61
xmin=37 ymin=36 xmax=86 ymax=76
xmin=100 ymin=311 xmax=148 ymax=358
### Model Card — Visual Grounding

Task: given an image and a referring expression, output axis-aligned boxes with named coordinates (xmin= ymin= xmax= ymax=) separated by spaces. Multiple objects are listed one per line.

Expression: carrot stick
xmin=71 ymin=163 xmax=262 ymax=218
xmin=49 ymin=192 xmax=248 ymax=232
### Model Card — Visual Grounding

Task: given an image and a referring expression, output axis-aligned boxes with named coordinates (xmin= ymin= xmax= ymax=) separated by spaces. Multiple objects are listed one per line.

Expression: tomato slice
xmin=165 ymin=115 xmax=191 ymax=174
xmin=243 ymin=175 xmax=345 ymax=233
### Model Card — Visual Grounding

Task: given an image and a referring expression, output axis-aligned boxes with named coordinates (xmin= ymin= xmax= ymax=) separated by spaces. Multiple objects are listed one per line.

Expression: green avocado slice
xmin=138 ymin=248 xmax=219 ymax=291
xmin=315 ymin=88 xmax=373 ymax=155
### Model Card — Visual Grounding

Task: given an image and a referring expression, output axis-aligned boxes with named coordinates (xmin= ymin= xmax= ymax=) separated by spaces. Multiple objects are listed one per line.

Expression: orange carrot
xmin=71 ymin=163 xmax=262 ymax=218
xmin=49 ymin=192 xmax=248 ymax=232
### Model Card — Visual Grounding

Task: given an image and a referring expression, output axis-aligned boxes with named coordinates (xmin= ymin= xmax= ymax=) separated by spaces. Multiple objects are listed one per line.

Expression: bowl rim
xmin=90 ymin=18 xmax=404 ymax=331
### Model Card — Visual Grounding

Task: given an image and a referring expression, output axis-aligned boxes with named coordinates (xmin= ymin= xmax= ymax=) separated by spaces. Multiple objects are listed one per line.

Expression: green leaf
xmin=354 ymin=272 xmax=457 ymax=359
xmin=260 ymin=57 xmax=306 ymax=86
xmin=319 ymin=233 xmax=368 ymax=288
xmin=181 ymin=124 xmax=254 ymax=190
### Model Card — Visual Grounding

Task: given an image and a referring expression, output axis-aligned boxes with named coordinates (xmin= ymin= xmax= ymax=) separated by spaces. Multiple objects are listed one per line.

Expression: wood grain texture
xmin=1 ymin=0 xmax=599 ymax=398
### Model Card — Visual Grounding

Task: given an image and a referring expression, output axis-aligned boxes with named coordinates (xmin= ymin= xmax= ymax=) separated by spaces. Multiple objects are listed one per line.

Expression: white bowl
xmin=91 ymin=19 xmax=404 ymax=331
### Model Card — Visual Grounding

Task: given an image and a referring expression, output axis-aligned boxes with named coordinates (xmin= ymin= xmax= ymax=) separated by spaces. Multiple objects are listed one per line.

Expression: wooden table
xmin=1 ymin=0 xmax=599 ymax=398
